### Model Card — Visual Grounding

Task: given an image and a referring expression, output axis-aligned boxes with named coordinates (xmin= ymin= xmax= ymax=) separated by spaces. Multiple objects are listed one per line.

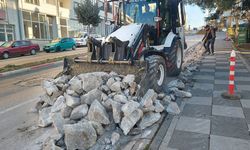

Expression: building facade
xmin=1 ymin=0 xmax=116 ymax=46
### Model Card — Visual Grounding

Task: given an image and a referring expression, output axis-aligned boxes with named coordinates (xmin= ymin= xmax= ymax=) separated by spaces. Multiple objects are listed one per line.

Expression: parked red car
xmin=0 ymin=40 xmax=40 ymax=59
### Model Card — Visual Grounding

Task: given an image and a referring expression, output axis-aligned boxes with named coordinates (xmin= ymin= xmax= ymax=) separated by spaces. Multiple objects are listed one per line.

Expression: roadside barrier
xmin=228 ymin=50 xmax=236 ymax=95
xmin=221 ymin=49 xmax=241 ymax=100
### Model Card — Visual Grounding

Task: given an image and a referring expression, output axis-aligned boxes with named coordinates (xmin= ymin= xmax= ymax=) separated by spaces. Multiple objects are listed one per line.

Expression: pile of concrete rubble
xmin=35 ymin=68 xmax=195 ymax=150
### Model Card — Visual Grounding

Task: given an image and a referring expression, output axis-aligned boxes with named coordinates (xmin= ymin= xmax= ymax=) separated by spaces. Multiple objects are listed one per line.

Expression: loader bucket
xmin=61 ymin=57 xmax=151 ymax=96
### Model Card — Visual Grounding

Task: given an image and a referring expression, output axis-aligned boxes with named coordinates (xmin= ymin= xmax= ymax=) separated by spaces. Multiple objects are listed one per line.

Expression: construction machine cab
xmin=116 ymin=0 xmax=186 ymax=46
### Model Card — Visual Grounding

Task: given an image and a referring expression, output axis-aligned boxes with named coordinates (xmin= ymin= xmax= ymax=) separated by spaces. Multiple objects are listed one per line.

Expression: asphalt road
xmin=0 ymin=35 xmax=202 ymax=149
xmin=0 ymin=47 xmax=87 ymax=68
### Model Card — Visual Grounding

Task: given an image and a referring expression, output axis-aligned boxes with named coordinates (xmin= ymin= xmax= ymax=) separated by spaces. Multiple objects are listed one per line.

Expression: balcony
xmin=0 ymin=9 xmax=5 ymax=20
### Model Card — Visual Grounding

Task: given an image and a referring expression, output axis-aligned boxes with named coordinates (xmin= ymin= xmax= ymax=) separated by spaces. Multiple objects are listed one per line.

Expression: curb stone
xmin=0 ymin=61 xmax=63 ymax=79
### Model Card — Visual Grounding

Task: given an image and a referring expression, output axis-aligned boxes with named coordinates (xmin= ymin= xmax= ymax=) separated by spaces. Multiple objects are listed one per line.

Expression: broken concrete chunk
xmin=157 ymin=93 xmax=166 ymax=100
xmin=68 ymin=76 xmax=82 ymax=94
xmin=66 ymin=89 xmax=79 ymax=97
xmin=38 ymin=107 xmax=52 ymax=127
xmin=111 ymin=132 xmax=120 ymax=145
xmin=51 ymin=112 xmax=66 ymax=134
xmin=88 ymin=100 xmax=110 ymax=125
xmin=139 ymin=112 xmax=161 ymax=129
xmin=166 ymin=102 xmax=181 ymax=115
xmin=40 ymin=94 xmax=54 ymax=106
xmin=111 ymin=101 xmax=123 ymax=123
xmin=168 ymin=79 xmax=185 ymax=90
xmin=78 ymin=72 xmax=108 ymax=92
xmin=42 ymin=80 xmax=59 ymax=96
xmin=51 ymin=96 xmax=66 ymax=113
xmin=64 ymin=93 xmax=80 ymax=108
xmin=107 ymin=77 xmax=116 ymax=88
xmin=101 ymin=93 xmax=109 ymax=101
xmin=122 ymin=74 xmax=135 ymax=84
xmin=170 ymin=87 xmax=192 ymax=98
xmin=70 ymin=104 xmax=88 ymax=120
xmin=186 ymin=65 xmax=198 ymax=72
xmin=100 ymin=85 xmax=110 ymax=94
xmin=102 ymin=98 xmax=113 ymax=110
xmin=129 ymin=82 xmax=137 ymax=96
xmin=80 ymin=88 xmax=102 ymax=105
xmin=110 ymin=81 xmax=122 ymax=92
xmin=61 ymin=106 xmax=73 ymax=118
xmin=64 ymin=121 xmax=97 ymax=150
xmin=120 ymin=109 xmax=143 ymax=135
xmin=154 ymin=100 xmax=164 ymax=113
xmin=140 ymin=89 xmax=157 ymax=108
xmin=113 ymin=94 xmax=128 ymax=104
xmin=162 ymin=95 xmax=173 ymax=106
xmin=121 ymin=101 xmax=140 ymax=116
xmin=115 ymin=77 xmax=122 ymax=81
xmin=54 ymin=75 xmax=70 ymax=84
xmin=42 ymin=135 xmax=64 ymax=150
xmin=89 ymin=121 xmax=104 ymax=136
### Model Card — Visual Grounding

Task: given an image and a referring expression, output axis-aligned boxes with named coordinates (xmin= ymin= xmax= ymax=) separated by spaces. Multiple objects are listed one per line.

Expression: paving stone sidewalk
xmin=158 ymin=38 xmax=250 ymax=150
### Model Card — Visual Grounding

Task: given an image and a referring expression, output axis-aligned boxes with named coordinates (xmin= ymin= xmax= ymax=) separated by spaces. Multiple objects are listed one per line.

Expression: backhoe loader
xmin=63 ymin=0 xmax=187 ymax=95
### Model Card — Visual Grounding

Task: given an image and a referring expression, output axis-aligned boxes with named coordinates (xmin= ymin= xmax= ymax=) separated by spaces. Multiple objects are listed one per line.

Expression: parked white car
xmin=74 ymin=36 xmax=88 ymax=47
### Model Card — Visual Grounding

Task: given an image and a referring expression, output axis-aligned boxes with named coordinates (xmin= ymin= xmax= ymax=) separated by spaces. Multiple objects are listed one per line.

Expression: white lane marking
xmin=0 ymin=98 xmax=38 ymax=115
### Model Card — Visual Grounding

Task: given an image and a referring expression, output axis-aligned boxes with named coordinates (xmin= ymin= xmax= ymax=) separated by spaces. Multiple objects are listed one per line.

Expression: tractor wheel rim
xmin=176 ymin=46 xmax=182 ymax=68
xmin=157 ymin=64 xmax=165 ymax=86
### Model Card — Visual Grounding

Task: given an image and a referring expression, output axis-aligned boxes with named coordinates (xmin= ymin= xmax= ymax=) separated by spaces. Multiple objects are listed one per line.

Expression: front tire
xmin=56 ymin=46 xmax=61 ymax=52
xmin=139 ymin=55 xmax=166 ymax=95
xmin=3 ymin=52 xmax=9 ymax=59
xmin=31 ymin=49 xmax=36 ymax=55
xmin=167 ymin=39 xmax=183 ymax=76
xmin=72 ymin=45 xmax=76 ymax=50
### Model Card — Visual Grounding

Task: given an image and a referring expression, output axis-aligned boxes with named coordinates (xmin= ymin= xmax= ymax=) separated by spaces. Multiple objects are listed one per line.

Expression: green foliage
xmin=185 ymin=0 xmax=236 ymax=11
xmin=242 ymin=0 xmax=250 ymax=10
xmin=205 ymin=10 xmax=222 ymax=21
xmin=74 ymin=0 xmax=101 ymax=27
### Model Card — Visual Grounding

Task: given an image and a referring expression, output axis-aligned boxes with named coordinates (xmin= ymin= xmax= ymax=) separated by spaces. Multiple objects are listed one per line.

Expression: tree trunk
xmin=87 ymin=25 xmax=90 ymax=35
xmin=235 ymin=15 xmax=239 ymax=41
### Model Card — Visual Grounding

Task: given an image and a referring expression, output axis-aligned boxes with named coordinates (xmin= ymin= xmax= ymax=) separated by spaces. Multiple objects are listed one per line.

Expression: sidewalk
xmin=158 ymin=37 xmax=250 ymax=149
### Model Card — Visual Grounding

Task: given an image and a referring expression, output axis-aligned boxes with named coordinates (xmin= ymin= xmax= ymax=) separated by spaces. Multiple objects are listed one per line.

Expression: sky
xmin=185 ymin=4 xmax=207 ymax=29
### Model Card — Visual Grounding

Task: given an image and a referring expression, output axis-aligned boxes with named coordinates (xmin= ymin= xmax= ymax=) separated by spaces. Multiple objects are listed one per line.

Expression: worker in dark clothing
xmin=202 ymin=25 xmax=211 ymax=54
xmin=207 ymin=26 xmax=217 ymax=55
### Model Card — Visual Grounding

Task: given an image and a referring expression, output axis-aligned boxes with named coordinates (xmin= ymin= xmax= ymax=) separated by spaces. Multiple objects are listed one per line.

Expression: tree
xmin=74 ymin=0 xmax=101 ymax=34
xmin=185 ymin=0 xmax=236 ymax=12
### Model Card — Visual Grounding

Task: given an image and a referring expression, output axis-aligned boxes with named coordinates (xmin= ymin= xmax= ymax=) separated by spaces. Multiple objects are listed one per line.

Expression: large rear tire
xmin=139 ymin=55 xmax=166 ymax=95
xmin=167 ymin=39 xmax=183 ymax=76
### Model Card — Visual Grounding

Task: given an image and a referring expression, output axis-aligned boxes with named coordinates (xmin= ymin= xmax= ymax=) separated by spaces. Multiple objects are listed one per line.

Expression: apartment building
xmin=1 ymin=0 xmax=115 ymax=45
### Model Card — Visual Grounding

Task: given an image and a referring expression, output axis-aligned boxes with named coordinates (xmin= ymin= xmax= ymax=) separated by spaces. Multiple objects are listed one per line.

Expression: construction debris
xmin=37 ymin=70 xmax=195 ymax=149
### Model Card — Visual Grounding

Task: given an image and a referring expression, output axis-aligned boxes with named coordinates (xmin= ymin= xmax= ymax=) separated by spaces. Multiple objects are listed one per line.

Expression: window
xmin=60 ymin=18 xmax=68 ymax=37
xmin=61 ymin=26 xmax=68 ymax=37
xmin=47 ymin=16 xmax=54 ymax=39
xmin=0 ymin=0 xmax=6 ymax=10
xmin=0 ymin=24 xmax=15 ymax=42
xmin=25 ymin=0 xmax=39 ymax=5
xmin=0 ymin=32 xmax=5 ymax=41
xmin=31 ymin=13 xmax=38 ymax=22
xmin=23 ymin=41 xmax=31 ymax=46
xmin=46 ymin=0 xmax=56 ymax=5
xmin=13 ymin=41 xmax=22 ymax=47
xmin=22 ymin=11 xmax=48 ymax=39
xmin=32 ymin=22 xmax=40 ymax=38
xmin=60 ymin=19 xmax=67 ymax=26
xmin=24 ymin=21 xmax=32 ymax=38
